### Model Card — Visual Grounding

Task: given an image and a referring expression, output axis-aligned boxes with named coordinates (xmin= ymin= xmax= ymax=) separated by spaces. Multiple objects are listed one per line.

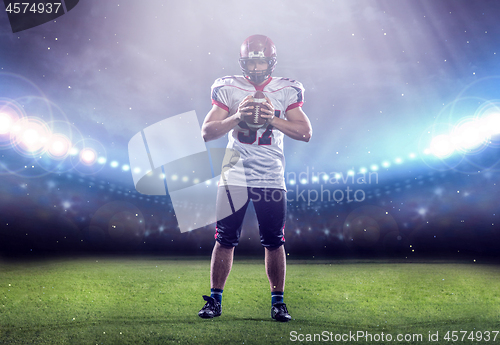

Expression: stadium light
xmin=80 ymin=148 xmax=97 ymax=165
xmin=451 ymin=119 xmax=489 ymax=152
xmin=429 ymin=134 xmax=454 ymax=158
xmin=0 ymin=112 xmax=13 ymax=135
xmin=12 ymin=117 xmax=51 ymax=155
xmin=21 ymin=129 xmax=40 ymax=149
xmin=480 ymin=113 xmax=500 ymax=137
xmin=46 ymin=133 xmax=71 ymax=159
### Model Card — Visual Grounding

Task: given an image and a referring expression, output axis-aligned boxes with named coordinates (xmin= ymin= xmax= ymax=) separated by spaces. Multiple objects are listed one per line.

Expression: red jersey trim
xmin=212 ymin=99 xmax=229 ymax=112
xmin=286 ymin=101 xmax=303 ymax=112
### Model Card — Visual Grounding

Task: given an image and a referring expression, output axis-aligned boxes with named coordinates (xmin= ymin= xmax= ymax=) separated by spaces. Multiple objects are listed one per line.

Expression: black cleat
xmin=198 ymin=295 xmax=221 ymax=319
xmin=271 ymin=302 xmax=292 ymax=322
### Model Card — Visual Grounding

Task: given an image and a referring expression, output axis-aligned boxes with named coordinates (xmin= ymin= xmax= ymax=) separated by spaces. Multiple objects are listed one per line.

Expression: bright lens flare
xmin=22 ymin=129 xmax=40 ymax=148
xmin=47 ymin=133 xmax=71 ymax=159
xmin=0 ymin=101 xmax=24 ymax=146
xmin=0 ymin=112 xmax=14 ymax=135
xmin=480 ymin=113 xmax=500 ymax=137
xmin=430 ymin=134 xmax=454 ymax=158
xmin=451 ymin=119 xmax=489 ymax=152
xmin=11 ymin=117 xmax=51 ymax=155
xmin=80 ymin=148 xmax=97 ymax=165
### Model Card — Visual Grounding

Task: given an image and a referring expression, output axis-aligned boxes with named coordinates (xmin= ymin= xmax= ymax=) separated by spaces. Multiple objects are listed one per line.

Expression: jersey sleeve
xmin=285 ymin=80 xmax=305 ymax=112
xmin=211 ymin=78 xmax=231 ymax=112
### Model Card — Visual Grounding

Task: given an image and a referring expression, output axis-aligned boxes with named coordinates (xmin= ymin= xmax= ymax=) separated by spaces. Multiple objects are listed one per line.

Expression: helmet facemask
xmin=239 ymin=57 xmax=277 ymax=84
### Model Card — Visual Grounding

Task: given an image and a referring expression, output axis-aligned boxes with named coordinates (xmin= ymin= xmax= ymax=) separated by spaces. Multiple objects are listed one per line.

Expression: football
xmin=243 ymin=91 xmax=269 ymax=130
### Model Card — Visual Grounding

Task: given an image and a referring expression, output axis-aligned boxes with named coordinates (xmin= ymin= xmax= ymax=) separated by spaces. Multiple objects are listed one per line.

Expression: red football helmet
xmin=239 ymin=34 xmax=277 ymax=84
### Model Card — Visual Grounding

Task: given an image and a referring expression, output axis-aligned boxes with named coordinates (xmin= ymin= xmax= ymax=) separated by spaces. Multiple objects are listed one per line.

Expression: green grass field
xmin=1 ymin=257 xmax=499 ymax=344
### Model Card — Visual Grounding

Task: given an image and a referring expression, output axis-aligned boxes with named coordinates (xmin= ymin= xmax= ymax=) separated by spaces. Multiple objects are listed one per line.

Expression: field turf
xmin=0 ymin=257 xmax=499 ymax=344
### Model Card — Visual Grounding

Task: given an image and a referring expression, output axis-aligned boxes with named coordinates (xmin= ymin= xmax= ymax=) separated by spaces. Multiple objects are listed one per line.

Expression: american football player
xmin=198 ymin=34 xmax=312 ymax=322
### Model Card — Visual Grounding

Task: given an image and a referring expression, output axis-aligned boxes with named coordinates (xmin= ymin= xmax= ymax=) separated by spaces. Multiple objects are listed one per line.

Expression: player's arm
xmin=261 ymin=97 xmax=312 ymax=142
xmin=201 ymin=96 xmax=254 ymax=142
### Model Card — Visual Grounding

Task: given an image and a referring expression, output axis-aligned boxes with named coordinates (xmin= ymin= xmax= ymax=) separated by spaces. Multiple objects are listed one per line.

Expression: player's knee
xmin=260 ymin=236 xmax=285 ymax=249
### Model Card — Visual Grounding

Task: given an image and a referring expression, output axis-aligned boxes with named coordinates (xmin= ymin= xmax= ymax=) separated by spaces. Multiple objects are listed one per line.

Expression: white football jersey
xmin=211 ymin=75 xmax=304 ymax=190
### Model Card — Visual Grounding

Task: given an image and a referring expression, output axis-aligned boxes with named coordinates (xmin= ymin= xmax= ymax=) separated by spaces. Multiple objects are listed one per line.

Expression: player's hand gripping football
xmin=236 ymin=95 xmax=255 ymax=120
xmin=260 ymin=96 xmax=275 ymax=125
